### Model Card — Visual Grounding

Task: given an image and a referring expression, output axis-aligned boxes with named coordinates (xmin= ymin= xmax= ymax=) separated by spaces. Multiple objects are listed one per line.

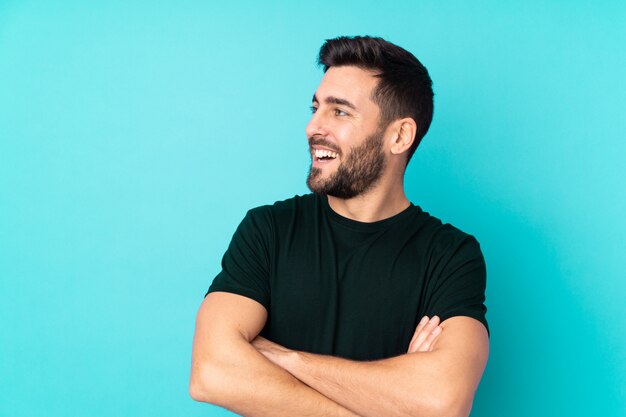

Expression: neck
xmin=326 ymin=177 xmax=410 ymax=223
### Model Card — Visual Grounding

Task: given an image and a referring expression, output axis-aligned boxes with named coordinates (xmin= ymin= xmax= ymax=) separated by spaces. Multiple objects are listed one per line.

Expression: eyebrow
xmin=312 ymin=94 xmax=357 ymax=111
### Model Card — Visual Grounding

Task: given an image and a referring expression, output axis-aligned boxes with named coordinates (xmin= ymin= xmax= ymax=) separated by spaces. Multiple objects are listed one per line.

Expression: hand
xmin=407 ymin=315 xmax=442 ymax=353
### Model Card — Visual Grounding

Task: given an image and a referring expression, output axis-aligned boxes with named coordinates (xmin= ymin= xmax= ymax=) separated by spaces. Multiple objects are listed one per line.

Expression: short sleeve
xmin=424 ymin=232 xmax=489 ymax=337
xmin=206 ymin=208 xmax=272 ymax=311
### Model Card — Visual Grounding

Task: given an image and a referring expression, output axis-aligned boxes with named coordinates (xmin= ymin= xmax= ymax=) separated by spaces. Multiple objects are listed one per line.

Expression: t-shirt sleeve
xmin=205 ymin=208 xmax=272 ymax=311
xmin=424 ymin=231 xmax=490 ymax=337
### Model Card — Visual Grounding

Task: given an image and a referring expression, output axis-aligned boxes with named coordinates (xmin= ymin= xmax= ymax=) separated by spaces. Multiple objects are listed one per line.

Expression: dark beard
xmin=306 ymin=129 xmax=386 ymax=199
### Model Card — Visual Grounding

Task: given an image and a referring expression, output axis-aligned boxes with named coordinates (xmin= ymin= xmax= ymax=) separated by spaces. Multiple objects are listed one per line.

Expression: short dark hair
xmin=318 ymin=36 xmax=434 ymax=165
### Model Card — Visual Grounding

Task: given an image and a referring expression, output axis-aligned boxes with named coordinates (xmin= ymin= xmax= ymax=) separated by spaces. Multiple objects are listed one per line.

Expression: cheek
xmin=332 ymin=125 xmax=358 ymax=149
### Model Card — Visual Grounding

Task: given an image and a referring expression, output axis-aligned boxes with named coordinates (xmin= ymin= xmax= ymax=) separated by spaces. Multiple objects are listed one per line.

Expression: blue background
xmin=1 ymin=1 xmax=625 ymax=416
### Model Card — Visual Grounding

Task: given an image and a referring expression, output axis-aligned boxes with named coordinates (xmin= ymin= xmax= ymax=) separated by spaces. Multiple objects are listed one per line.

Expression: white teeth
xmin=314 ymin=149 xmax=338 ymax=159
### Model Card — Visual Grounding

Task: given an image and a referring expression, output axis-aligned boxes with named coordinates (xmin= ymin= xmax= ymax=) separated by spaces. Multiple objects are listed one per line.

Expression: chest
xmin=264 ymin=232 xmax=432 ymax=359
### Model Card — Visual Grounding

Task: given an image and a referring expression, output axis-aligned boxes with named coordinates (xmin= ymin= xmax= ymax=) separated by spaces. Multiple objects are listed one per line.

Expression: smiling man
xmin=190 ymin=36 xmax=490 ymax=417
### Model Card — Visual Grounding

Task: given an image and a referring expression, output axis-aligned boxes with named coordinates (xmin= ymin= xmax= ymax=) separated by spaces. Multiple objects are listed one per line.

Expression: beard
xmin=306 ymin=128 xmax=386 ymax=199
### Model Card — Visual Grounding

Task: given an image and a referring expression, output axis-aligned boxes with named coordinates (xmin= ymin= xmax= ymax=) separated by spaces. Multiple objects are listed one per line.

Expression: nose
xmin=305 ymin=109 xmax=327 ymax=140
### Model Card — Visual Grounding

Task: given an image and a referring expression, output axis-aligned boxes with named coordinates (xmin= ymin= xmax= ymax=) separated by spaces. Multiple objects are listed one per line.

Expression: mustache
xmin=308 ymin=137 xmax=341 ymax=153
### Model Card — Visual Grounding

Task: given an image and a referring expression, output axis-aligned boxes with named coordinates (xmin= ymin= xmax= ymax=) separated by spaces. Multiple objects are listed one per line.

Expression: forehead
xmin=314 ymin=66 xmax=379 ymax=107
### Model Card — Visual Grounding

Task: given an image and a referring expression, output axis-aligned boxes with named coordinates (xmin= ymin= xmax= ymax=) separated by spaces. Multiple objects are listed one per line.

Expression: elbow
xmin=188 ymin=376 xmax=209 ymax=403
xmin=407 ymin=386 xmax=472 ymax=417
xmin=425 ymin=390 xmax=473 ymax=417
xmin=188 ymin=382 xmax=207 ymax=403
xmin=188 ymin=361 xmax=220 ymax=404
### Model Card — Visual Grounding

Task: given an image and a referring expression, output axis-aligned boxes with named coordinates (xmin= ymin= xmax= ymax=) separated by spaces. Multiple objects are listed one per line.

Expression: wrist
xmin=280 ymin=348 xmax=302 ymax=374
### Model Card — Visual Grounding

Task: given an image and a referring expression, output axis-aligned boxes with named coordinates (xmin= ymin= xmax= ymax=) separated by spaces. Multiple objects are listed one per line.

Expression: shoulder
xmin=413 ymin=207 xmax=483 ymax=260
xmin=246 ymin=193 xmax=317 ymax=220
xmin=242 ymin=193 xmax=317 ymax=229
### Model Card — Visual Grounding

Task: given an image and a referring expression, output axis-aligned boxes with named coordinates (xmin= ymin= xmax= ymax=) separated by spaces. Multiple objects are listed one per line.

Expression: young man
xmin=190 ymin=36 xmax=490 ymax=417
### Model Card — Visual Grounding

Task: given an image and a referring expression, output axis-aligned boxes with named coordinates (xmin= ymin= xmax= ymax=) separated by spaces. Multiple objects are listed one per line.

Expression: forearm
xmin=279 ymin=350 xmax=466 ymax=417
xmin=252 ymin=316 xmax=488 ymax=417
xmin=190 ymin=337 xmax=360 ymax=417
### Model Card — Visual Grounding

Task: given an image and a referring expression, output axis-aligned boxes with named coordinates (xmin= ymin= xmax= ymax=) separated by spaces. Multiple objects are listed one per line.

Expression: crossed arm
xmin=189 ymin=291 xmax=489 ymax=417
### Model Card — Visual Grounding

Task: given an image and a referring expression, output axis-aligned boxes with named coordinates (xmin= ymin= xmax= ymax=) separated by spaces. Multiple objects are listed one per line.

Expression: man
xmin=190 ymin=36 xmax=489 ymax=417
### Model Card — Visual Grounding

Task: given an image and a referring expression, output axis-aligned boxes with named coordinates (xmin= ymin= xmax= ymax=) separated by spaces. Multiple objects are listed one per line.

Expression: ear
xmin=388 ymin=118 xmax=417 ymax=156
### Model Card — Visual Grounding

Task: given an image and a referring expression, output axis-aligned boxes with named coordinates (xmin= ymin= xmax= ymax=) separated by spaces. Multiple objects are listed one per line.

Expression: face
xmin=305 ymin=66 xmax=387 ymax=199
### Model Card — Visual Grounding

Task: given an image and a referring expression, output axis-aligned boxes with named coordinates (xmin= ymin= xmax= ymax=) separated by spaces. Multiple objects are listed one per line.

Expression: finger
xmin=408 ymin=316 xmax=430 ymax=353
xmin=417 ymin=325 xmax=442 ymax=352
xmin=415 ymin=324 xmax=442 ymax=352
xmin=408 ymin=316 xmax=429 ymax=352
xmin=408 ymin=316 xmax=438 ymax=353
xmin=411 ymin=315 xmax=440 ymax=352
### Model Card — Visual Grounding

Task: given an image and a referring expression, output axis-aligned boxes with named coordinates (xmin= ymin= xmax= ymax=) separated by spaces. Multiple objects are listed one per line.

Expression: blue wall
xmin=1 ymin=1 xmax=624 ymax=416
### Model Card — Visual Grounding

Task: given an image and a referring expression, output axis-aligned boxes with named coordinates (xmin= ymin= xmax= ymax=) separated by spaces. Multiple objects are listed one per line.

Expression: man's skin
xmin=189 ymin=65 xmax=489 ymax=417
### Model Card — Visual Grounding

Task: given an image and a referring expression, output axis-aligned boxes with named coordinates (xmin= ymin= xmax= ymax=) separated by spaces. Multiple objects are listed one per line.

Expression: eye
xmin=334 ymin=108 xmax=349 ymax=116
xmin=310 ymin=105 xmax=318 ymax=114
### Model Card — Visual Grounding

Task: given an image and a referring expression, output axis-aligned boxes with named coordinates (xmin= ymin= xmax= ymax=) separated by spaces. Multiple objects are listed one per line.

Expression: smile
xmin=313 ymin=148 xmax=338 ymax=161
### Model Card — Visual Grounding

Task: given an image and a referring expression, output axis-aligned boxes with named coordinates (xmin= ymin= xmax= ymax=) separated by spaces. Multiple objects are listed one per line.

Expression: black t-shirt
xmin=207 ymin=193 xmax=488 ymax=361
